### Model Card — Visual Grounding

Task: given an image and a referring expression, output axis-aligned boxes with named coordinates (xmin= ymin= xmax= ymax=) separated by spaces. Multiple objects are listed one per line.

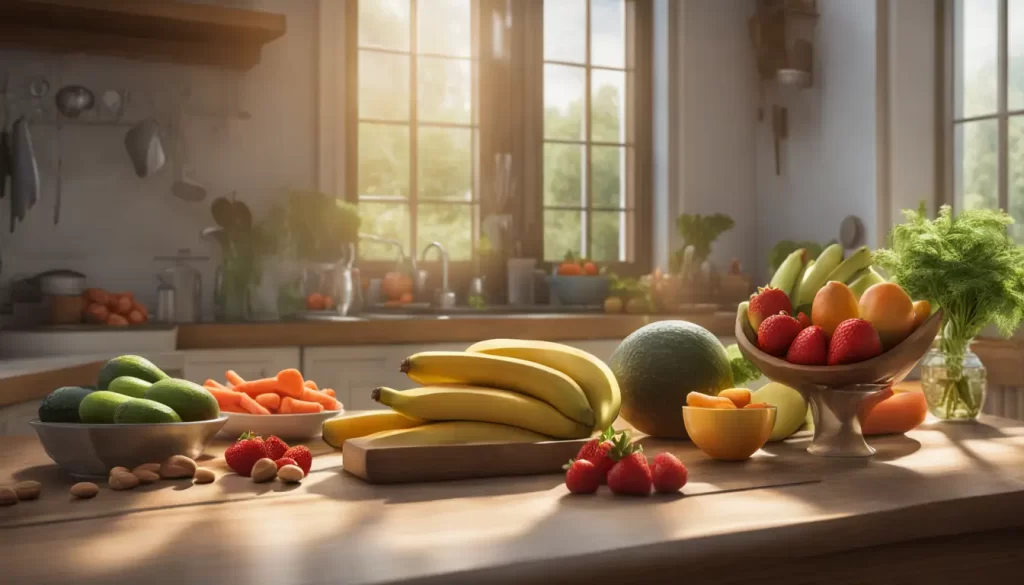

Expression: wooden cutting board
xmin=342 ymin=438 xmax=590 ymax=484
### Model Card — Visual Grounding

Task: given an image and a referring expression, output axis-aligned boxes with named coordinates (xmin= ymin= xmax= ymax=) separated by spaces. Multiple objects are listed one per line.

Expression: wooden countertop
xmin=4 ymin=416 xmax=1024 ymax=585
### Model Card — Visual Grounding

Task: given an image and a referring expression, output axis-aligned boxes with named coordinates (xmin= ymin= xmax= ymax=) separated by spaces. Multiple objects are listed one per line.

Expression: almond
xmin=70 ymin=482 xmax=99 ymax=499
xmin=250 ymin=458 xmax=277 ymax=483
xmin=14 ymin=480 xmax=41 ymax=501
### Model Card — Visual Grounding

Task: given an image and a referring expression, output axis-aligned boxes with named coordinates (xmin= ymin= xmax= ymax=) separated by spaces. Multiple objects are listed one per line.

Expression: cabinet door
xmin=184 ymin=348 xmax=300 ymax=384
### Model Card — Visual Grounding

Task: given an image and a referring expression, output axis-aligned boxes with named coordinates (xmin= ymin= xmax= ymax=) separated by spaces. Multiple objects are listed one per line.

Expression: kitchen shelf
xmin=0 ymin=0 xmax=286 ymax=70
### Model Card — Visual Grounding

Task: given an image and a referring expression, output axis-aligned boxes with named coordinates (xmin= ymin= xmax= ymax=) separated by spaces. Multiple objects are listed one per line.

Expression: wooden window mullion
xmin=410 ymin=0 xmax=420 ymax=254
xmin=583 ymin=0 xmax=593 ymax=259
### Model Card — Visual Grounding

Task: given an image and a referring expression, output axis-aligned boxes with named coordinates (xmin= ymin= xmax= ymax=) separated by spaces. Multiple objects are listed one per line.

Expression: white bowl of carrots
xmin=204 ymin=368 xmax=344 ymax=441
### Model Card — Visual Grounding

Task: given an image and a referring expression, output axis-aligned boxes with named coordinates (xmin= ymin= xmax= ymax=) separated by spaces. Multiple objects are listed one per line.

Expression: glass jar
xmin=920 ymin=337 xmax=987 ymax=421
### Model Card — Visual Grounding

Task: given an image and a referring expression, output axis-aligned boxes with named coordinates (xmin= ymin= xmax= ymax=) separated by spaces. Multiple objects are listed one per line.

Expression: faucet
xmin=421 ymin=241 xmax=456 ymax=309
xmin=359 ymin=233 xmax=419 ymax=276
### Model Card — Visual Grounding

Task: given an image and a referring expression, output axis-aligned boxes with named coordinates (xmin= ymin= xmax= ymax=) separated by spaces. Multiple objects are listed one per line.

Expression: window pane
xmin=954 ymin=119 xmax=999 ymax=212
xmin=545 ymin=64 xmax=586 ymax=140
xmin=359 ymin=123 xmax=410 ymax=199
xmin=360 ymin=51 xmax=409 ymax=121
xmin=1011 ymin=115 xmax=1024 ymax=241
xmin=418 ymin=204 xmax=473 ymax=261
xmin=591 ymin=0 xmax=625 ymax=68
xmin=954 ymin=0 xmax=998 ymax=118
xmin=591 ymin=69 xmax=625 ymax=143
xmin=418 ymin=57 xmax=472 ymax=124
xmin=418 ymin=0 xmax=472 ymax=57
xmin=544 ymin=209 xmax=583 ymax=262
xmin=359 ymin=203 xmax=410 ymax=260
xmin=419 ymin=127 xmax=473 ymax=201
xmin=544 ymin=143 xmax=585 ymax=206
xmin=359 ymin=0 xmax=410 ymax=51
xmin=591 ymin=210 xmax=629 ymax=262
xmin=1011 ymin=0 xmax=1024 ymax=111
xmin=544 ymin=0 xmax=586 ymax=63
xmin=592 ymin=145 xmax=625 ymax=208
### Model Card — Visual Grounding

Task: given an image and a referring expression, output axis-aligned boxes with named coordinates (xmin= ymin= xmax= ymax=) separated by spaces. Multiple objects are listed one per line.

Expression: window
xmin=948 ymin=0 xmax=1024 ymax=241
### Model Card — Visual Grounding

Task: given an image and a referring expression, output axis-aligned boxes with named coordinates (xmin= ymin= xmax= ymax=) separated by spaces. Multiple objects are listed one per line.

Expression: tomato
xmin=306 ymin=293 xmax=326 ymax=311
xmin=582 ymin=262 xmax=598 ymax=276
xmin=382 ymin=272 xmax=413 ymax=301
xmin=558 ymin=262 xmax=583 ymax=276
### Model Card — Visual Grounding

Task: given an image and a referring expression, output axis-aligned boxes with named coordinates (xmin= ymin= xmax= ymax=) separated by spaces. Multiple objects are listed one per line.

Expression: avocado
xmin=97 ymin=355 xmax=169 ymax=390
xmin=79 ymin=391 xmax=135 ymax=424
xmin=145 ymin=378 xmax=220 ymax=422
xmin=609 ymin=320 xmax=734 ymax=438
xmin=113 ymin=398 xmax=182 ymax=424
xmin=107 ymin=376 xmax=152 ymax=399
xmin=38 ymin=386 xmax=94 ymax=423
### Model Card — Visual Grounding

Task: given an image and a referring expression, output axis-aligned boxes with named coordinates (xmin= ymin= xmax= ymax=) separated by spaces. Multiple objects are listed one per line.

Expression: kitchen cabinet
xmin=183 ymin=348 xmax=300 ymax=385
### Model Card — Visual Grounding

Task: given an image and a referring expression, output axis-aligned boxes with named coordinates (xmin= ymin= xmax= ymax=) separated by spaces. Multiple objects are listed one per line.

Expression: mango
xmin=751 ymin=382 xmax=807 ymax=441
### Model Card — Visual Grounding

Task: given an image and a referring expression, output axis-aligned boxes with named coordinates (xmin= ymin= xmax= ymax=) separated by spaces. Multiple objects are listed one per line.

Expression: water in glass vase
xmin=920 ymin=338 xmax=986 ymax=421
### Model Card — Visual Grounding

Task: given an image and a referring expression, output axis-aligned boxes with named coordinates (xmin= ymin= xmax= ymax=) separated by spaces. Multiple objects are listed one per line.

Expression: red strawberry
xmin=224 ymin=431 xmax=268 ymax=477
xmin=757 ymin=313 xmax=803 ymax=357
xmin=264 ymin=436 xmax=290 ymax=461
xmin=651 ymin=452 xmax=688 ymax=493
xmin=274 ymin=457 xmax=298 ymax=470
xmin=797 ymin=312 xmax=811 ymax=329
xmin=573 ymin=427 xmax=622 ymax=482
xmin=748 ymin=287 xmax=793 ymax=330
xmin=281 ymin=445 xmax=312 ymax=476
xmin=564 ymin=459 xmax=601 ymax=494
xmin=786 ymin=325 xmax=829 ymax=365
xmin=827 ymin=319 xmax=883 ymax=365
xmin=606 ymin=438 xmax=652 ymax=497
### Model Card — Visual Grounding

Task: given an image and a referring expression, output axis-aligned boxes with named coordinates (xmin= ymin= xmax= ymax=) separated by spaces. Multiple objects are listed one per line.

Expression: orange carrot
xmin=322 ymin=388 xmax=336 ymax=398
xmin=233 ymin=378 xmax=280 ymax=397
xmin=239 ymin=392 xmax=272 ymax=415
xmin=303 ymin=380 xmax=319 ymax=390
xmin=300 ymin=387 xmax=340 ymax=411
xmin=280 ymin=396 xmax=324 ymax=414
xmin=225 ymin=370 xmax=246 ymax=387
xmin=205 ymin=385 xmax=242 ymax=410
xmin=204 ymin=379 xmax=230 ymax=391
xmin=220 ymin=403 xmax=248 ymax=414
xmin=275 ymin=369 xmax=306 ymax=398
xmin=255 ymin=393 xmax=281 ymax=412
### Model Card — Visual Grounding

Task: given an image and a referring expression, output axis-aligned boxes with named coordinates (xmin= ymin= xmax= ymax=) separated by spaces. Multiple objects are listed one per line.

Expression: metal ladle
xmin=53 ymin=85 xmax=95 ymax=224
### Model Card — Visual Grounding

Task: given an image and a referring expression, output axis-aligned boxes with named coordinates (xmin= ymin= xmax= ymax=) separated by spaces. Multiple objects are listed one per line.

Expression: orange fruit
xmin=306 ymin=293 xmax=325 ymax=311
xmin=811 ymin=281 xmax=860 ymax=337
xmin=857 ymin=283 xmax=916 ymax=350
xmin=719 ymin=388 xmax=752 ymax=408
xmin=685 ymin=392 xmax=736 ymax=409
xmin=911 ymin=300 xmax=931 ymax=330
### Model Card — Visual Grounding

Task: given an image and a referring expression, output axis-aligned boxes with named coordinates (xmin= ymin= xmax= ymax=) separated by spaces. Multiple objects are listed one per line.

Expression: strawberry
xmin=797 ymin=312 xmax=811 ymax=329
xmin=573 ymin=427 xmax=622 ymax=482
xmin=786 ymin=325 xmax=829 ymax=365
xmin=274 ymin=457 xmax=298 ymax=471
xmin=651 ymin=452 xmax=688 ymax=493
xmin=281 ymin=445 xmax=313 ymax=476
xmin=757 ymin=313 xmax=803 ymax=357
xmin=827 ymin=318 xmax=883 ymax=365
xmin=563 ymin=459 xmax=601 ymax=494
xmin=264 ymin=436 xmax=290 ymax=461
xmin=606 ymin=437 xmax=652 ymax=497
xmin=748 ymin=287 xmax=793 ymax=330
xmin=224 ymin=431 xmax=268 ymax=477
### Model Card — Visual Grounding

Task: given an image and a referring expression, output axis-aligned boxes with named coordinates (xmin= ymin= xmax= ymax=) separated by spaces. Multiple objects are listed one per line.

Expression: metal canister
xmin=156 ymin=275 xmax=176 ymax=323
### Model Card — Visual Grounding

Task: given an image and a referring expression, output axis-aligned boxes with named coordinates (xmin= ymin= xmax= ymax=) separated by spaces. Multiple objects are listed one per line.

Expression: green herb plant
xmin=726 ymin=344 xmax=761 ymax=386
xmin=874 ymin=205 xmax=1024 ymax=418
xmin=670 ymin=213 xmax=734 ymax=272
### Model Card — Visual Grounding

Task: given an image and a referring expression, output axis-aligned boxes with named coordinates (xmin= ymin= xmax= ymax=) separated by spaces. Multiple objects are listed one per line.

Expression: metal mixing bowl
xmin=29 ymin=417 xmax=228 ymax=478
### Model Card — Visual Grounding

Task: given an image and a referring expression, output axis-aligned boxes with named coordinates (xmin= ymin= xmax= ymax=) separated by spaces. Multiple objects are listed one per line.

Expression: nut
xmin=109 ymin=466 xmax=131 ymax=476
xmin=159 ymin=455 xmax=197 ymax=479
xmin=250 ymin=458 xmax=277 ymax=483
xmin=193 ymin=468 xmax=215 ymax=484
xmin=133 ymin=470 xmax=160 ymax=484
xmin=109 ymin=471 xmax=140 ymax=491
xmin=0 ymin=487 xmax=17 ymax=506
xmin=14 ymin=480 xmax=41 ymax=501
xmin=70 ymin=482 xmax=99 ymax=499
xmin=132 ymin=463 xmax=161 ymax=475
xmin=277 ymin=465 xmax=304 ymax=484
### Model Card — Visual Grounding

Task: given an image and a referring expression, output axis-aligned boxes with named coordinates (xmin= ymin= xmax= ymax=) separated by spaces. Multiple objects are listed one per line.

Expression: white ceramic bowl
xmin=218 ymin=410 xmax=344 ymax=441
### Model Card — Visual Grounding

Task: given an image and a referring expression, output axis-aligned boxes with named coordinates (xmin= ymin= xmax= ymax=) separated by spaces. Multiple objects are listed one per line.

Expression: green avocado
xmin=144 ymin=378 xmax=220 ymax=422
xmin=38 ymin=386 xmax=94 ymax=423
xmin=113 ymin=398 xmax=182 ymax=424
xmin=107 ymin=376 xmax=152 ymax=399
xmin=79 ymin=391 xmax=135 ymax=424
xmin=97 ymin=355 xmax=168 ymax=390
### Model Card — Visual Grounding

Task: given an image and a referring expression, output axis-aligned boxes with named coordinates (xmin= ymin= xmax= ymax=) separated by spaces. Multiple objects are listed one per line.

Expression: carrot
xmin=275 ymin=369 xmax=306 ymax=398
xmin=233 ymin=378 xmax=280 ymax=397
xmin=225 ymin=370 xmax=246 ymax=387
xmin=303 ymin=380 xmax=319 ymax=391
xmin=280 ymin=396 xmax=324 ymax=414
xmin=255 ymin=393 xmax=281 ymax=412
xmin=859 ymin=391 xmax=927 ymax=436
xmin=300 ymin=387 xmax=340 ymax=410
xmin=204 ymin=379 xmax=230 ymax=391
xmin=204 ymin=385 xmax=242 ymax=410
xmin=322 ymin=388 xmax=336 ymax=398
xmin=220 ymin=403 xmax=248 ymax=414
xmin=239 ymin=392 xmax=272 ymax=415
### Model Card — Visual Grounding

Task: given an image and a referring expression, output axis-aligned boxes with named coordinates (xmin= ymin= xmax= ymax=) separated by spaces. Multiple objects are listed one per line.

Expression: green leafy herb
xmin=874 ymin=205 xmax=1024 ymax=417
xmin=672 ymin=213 xmax=734 ymax=270
xmin=726 ymin=344 xmax=761 ymax=386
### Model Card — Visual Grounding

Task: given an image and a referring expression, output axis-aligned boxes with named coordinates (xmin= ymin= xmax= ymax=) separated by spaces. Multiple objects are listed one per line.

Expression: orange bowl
xmin=682 ymin=406 xmax=777 ymax=461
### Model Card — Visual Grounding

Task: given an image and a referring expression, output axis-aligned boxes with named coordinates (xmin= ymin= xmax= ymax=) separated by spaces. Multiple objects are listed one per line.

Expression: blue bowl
xmin=546 ymin=275 xmax=610 ymax=306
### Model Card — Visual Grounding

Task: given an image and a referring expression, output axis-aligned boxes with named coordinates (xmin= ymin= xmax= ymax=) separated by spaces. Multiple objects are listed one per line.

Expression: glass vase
xmin=920 ymin=336 xmax=987 ymax=421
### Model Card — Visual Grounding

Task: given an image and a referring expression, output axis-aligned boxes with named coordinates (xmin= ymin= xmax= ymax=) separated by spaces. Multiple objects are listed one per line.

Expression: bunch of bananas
xmin=322 ymin=339 xmax=621 ymax=448
xmin=769 ymin=244 xmax=886 ymax=312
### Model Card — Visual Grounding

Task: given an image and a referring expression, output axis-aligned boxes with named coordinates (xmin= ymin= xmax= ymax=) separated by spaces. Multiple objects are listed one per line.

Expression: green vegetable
xmin=671 ymin=213 xmax=734 ymax=271
xmin=874 ymin=205 xmax=1024 ymax=418
xmin=726 ymin=344 xmax=761 ymax=386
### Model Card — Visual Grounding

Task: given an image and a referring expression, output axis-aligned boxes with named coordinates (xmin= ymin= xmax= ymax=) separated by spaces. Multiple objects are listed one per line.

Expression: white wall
xmin=754 ymin=0 xmax=878 ymax=281
xmin=0 ymin=0 xmax=317 ymax=315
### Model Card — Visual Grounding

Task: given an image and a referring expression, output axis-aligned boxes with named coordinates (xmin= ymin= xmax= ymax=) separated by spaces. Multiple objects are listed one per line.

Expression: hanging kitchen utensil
xmin=0 ymin=130 xmax=9 ymax=201
xmin=210 ymin=196 xmax=234 ymax=229
xmin=10 ymin=116 xmax=40 ymax=229
xmin=54 ymin=85 xmax=94 ymax=119
xmin=170 ymin=98 xmax=207 ymax=202
xmin=124 ymin=118 xmax=166 ymax=178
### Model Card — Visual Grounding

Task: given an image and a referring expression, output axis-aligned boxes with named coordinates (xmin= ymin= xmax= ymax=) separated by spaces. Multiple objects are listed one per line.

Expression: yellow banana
xmin=825 ymin=245 xmax=873 ymax=285
xmin=372 ymin=385 xmax=591 ymax=439
xmin=401 ymin=351 xmax=595 ymax=426
xmin=768 ymin=248 xmax=807 ymax=298
xmin=465 ymin=339 xmax=620 ymax=430
xmin=321 ymin=411 xmax=422 ymax=449
xmin=355 ymin=421 xmax=549 ymax=448
xmin=793 ymin=244 xmax=843 ymax=306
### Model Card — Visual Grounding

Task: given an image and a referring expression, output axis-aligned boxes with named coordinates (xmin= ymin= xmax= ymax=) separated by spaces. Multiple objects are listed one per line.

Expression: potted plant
xmin=670 ymin=213 xmax=735 ymax=305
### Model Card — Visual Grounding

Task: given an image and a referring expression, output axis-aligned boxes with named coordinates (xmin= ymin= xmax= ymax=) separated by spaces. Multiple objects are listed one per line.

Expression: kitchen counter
xmin=3 ymin=416 xmax=1024 ymax=585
